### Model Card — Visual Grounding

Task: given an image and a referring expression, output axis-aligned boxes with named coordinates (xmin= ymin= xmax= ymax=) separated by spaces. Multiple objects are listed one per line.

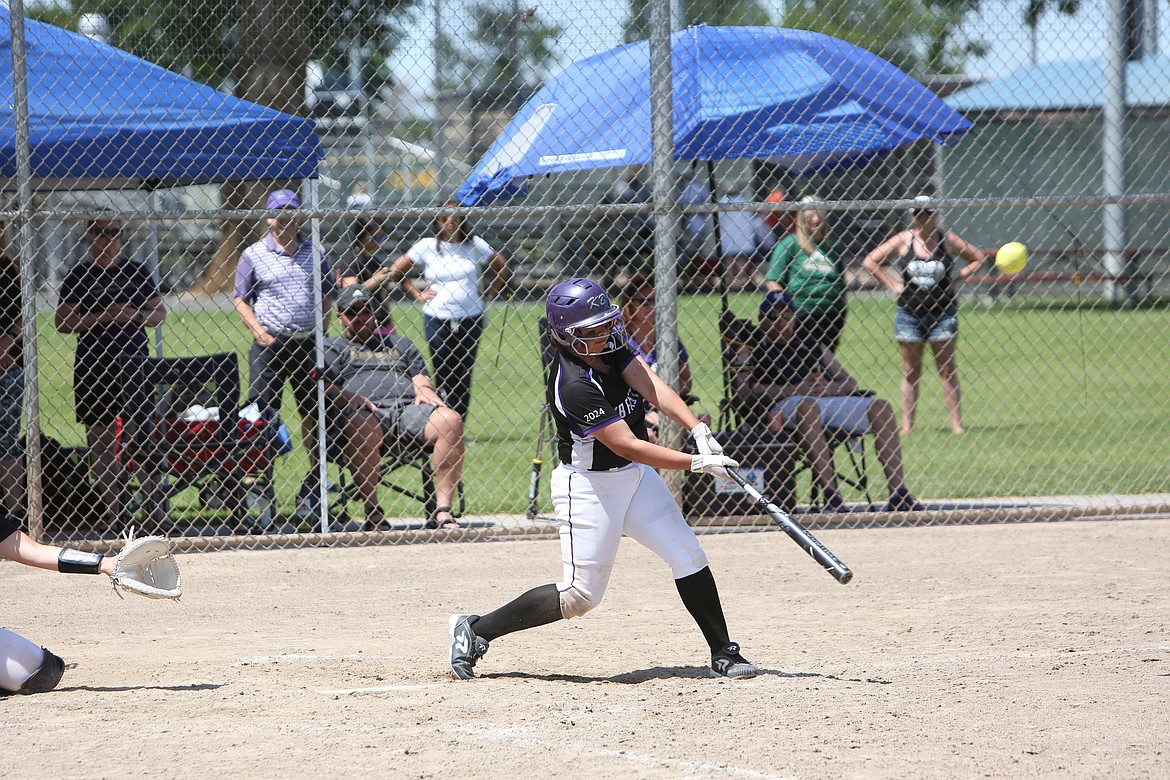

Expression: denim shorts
xmin=894 ymin=306 xmax=958 ymax=343
xmin=772 ymin=395 xmax=876 ymax=435
xmin=0 ymin=367 xmax=24 ymax=457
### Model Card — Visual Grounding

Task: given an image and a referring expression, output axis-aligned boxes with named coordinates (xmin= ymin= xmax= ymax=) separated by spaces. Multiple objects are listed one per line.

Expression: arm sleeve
xmin=58 ymin=266 xmax=81 ymax=305
xmin=0 ymin=513 xmax=19 ymax=543
xmin=562 ymin=379 xmax=622 ymax=436
xmin=134 ymin=262 xmax=161 ymax=304
xmin=404 ymin=239 xmax=428 ymax=268
xmin=319 ymin=338 xmax=346 ymax=385
xmin=471 ymin=236 xmax=494 ymax=265
xmin=233 ymin=250 xmax=256 ymax=301
xmin=321 ymin=253 xmax=335 ymax=298
xmin=765 ymin=236 xmax=794 ymax=283
xmin=402 ymin=339 xmax=428 ymax=377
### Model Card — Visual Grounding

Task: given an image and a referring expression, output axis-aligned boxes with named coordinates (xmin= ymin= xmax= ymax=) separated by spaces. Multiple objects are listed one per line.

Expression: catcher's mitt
xmin=111 ymin=533 xmax=182 ymax=600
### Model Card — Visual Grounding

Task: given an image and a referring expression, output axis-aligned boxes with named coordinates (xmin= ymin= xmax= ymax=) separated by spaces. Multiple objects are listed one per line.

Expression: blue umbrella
xmin=455 ymin=26 xmax=972 ymax=205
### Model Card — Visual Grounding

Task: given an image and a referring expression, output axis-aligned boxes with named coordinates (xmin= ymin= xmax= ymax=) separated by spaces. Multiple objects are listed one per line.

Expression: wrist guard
xmin=58 ymin=548 xmax=104 ymax=575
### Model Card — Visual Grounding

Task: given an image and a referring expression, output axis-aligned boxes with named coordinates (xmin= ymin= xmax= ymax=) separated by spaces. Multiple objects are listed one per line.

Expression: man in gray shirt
xmin=323 ymin=285 xmax=464 ymax=531
xmin=233 ymin=188 xmax=334 ymax=520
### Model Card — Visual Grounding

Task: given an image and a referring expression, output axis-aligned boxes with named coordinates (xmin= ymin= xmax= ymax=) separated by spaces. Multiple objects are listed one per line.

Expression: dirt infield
xmin=3 ymin=518 xmax=1168 ymax=779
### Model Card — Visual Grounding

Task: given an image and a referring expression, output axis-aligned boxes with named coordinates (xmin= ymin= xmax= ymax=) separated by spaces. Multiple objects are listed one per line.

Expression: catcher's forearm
xmin=58 ymin=548 xmax=105 ymax=575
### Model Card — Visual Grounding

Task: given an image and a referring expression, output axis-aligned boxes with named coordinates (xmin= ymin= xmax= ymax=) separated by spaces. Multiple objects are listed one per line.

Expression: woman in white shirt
xmin=387 ymin=202 xmax=509 ymax=418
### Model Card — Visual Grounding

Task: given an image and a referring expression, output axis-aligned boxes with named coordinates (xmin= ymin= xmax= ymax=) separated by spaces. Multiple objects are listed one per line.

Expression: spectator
xmin=1 ymin=512 xmax=116 ymax=696
xmin=385 ymin=200 xmax=509 ymax=420
xmin=233 ymin=188 xmax=334 ymax=520
xmin=0 ymin=224 xmax=22 ymax=519
xmin=861 ymin=199 xmax=991 ymax=435
xmin=717 ymin=184 xmax=767 ymax=291
xmin=54 ymin=215 xmax=167 ymax=534
xmin=764 ymin=196 xmax=849 ymax=354
xmin=337 ymin=216 xmax=396 ymax=336
xmin=322 ymin=286 xmax=464 ymax=530
xmin=739 ymin=291 xmax=924 ymax=513
xmin=619 ymin=273 xmax=706 ymax=443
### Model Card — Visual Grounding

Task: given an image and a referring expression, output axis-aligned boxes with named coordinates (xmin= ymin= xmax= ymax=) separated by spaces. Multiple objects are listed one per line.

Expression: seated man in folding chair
xmin=740 ymin=290 xmax=924 ymax=513
xmin=321 ymin=285 xmax=465 ymax=531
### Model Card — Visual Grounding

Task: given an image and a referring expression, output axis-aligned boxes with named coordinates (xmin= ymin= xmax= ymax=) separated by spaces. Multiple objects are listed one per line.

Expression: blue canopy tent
xmin=1 ymin=9 xmax=329 ymax=535
xmin=455 ymin=26 xmax=972 ymax=206
xmin=0 ymin=7 xmax=321 ymax=190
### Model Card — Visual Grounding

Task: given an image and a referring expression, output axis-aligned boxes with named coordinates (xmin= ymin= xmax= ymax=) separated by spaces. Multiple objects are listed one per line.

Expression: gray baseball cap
xmin=336 ymin=285 xmax=372 ymax=313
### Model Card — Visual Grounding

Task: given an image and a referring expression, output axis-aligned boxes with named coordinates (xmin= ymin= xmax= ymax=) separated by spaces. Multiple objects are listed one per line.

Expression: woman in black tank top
xmin=862 ymin=203 xmax=991 ymax=435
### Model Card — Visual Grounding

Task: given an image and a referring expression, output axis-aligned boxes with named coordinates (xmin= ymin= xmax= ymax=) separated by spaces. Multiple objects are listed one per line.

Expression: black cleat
xmin=711 ymin=642 xmax=758 ymax=679
xmin=448 ymin=614 xmax=489 ymax=680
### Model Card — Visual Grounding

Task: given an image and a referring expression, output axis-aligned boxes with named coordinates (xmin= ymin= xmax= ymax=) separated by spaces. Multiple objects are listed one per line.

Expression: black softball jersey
xmin=548 ymin=343 xmax=648 ymax=470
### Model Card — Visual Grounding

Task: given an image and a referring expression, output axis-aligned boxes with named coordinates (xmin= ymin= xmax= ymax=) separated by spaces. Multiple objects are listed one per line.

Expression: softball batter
xmin=449 ymin=278 xmax=756 ymax=680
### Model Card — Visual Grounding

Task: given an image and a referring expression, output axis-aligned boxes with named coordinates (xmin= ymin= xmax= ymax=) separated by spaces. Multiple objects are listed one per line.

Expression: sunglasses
xmin=90 ymin=226 xmax=121 ymax=239
xmin=342 ymin=305 xmax=372 ymax=317
xmin=762 ymin=310 xmax=794 ymax=321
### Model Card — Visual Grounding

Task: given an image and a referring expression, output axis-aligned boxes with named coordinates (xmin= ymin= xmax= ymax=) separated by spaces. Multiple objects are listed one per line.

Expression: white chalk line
xmin=316 ymin=683 xmax=439 ymax=695
xmin=860 ymin=644 xmax=1170 ymax=671
xmin=452 ymin=723 xmax=802 ymax=780
xmin=234 ymin=653 xmax=410 ymax=666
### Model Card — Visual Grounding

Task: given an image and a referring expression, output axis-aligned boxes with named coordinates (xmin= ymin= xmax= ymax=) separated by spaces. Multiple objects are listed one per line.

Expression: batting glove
xmin=690 ymin=422 xmax=724 ymax=456
xmin=690 ymin=454 xmax=739 ymax=478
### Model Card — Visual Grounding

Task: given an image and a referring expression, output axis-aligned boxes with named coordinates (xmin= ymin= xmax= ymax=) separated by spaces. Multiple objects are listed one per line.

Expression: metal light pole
xmin=433 ymin=0 xmax=448 ymax=198
xmin=348 ymin=0 xmax=378 ymax=200
xmin=1102 ymin=0 xmax=1128 ymax=303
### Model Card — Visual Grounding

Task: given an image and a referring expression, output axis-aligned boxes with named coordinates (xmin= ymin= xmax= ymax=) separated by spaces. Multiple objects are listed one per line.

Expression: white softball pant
xmin=551 ymin=463 xmax=709 ymax=619
xmin=0 ymin=627 xmax=45 ymax=692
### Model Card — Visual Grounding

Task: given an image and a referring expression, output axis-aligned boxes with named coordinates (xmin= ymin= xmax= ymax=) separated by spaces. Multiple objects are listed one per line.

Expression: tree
xmin=438 ymin=1 xmax=564 ymax=97
xmin=27 ymin=0 xmax=418 ymax=293
xmin=782 ymin=0 xmax=987 ymax=76
xmin=623 ymin=0 xmax=772 ymax=44
xmin=29 ymin=0 xmax=413 ymax=93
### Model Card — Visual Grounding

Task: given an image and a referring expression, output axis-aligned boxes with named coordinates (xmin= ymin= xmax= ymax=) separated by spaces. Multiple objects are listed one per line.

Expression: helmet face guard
xmin=546 ymin=278 xmax=629 ymax=355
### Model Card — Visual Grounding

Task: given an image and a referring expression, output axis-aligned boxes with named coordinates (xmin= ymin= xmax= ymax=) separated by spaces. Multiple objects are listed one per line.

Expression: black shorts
xmin=74 ymin=367 xmax=124 ymax=427
xmin=374 ymin=403 xmax=436 ymax=450
xmin=326 ymin=401 xmax=437 ymax=460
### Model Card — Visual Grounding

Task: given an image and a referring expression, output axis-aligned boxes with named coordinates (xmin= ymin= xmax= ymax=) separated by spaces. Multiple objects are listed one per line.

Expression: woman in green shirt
xmin=764 ymin=197 xmax=848 ymax=353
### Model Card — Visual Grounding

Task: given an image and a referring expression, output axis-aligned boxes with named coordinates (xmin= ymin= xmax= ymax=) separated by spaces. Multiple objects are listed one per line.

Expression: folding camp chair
xmin=717 ymin=309 xmax=873 ymax=508
xmin=326 ymin=398 xmax=465 ymax=530
xmin=118 ymin=352 xmax=277 ymax=534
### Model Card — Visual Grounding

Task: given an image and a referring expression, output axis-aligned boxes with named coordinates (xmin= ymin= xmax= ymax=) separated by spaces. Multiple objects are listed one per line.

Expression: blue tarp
xmin=0 ymin=8 xmax=321 ymax=190
xmin=456 ymin=26 xmax=972 ymax=205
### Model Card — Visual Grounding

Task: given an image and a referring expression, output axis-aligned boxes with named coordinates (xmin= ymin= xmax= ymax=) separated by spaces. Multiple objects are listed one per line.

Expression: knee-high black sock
xmin=472 ymin=583 xmax=563 ymax=643
xmin=675 ymin=567 xmax=730 ymax=653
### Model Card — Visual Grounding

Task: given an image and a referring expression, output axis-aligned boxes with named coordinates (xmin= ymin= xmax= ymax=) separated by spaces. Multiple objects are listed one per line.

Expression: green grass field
xmin=31 ymin=291 xmax=1170 ymax=521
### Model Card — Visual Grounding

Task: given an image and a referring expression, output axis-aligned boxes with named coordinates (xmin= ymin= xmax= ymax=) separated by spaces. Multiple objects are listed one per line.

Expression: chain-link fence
xmin=5 ymin=0 xmax=1169 ymax=551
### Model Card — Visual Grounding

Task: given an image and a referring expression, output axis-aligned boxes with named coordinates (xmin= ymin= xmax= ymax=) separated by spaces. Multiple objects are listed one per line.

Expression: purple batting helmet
xmin=545 ymin=278 xmax=627 ymax=355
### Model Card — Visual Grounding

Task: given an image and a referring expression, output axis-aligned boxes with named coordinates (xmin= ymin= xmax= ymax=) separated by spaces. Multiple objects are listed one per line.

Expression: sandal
xmin=362 ymin=507 xmax=392 ymax=532
xmin=425 ymin=506 xmax=460 ymax=530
